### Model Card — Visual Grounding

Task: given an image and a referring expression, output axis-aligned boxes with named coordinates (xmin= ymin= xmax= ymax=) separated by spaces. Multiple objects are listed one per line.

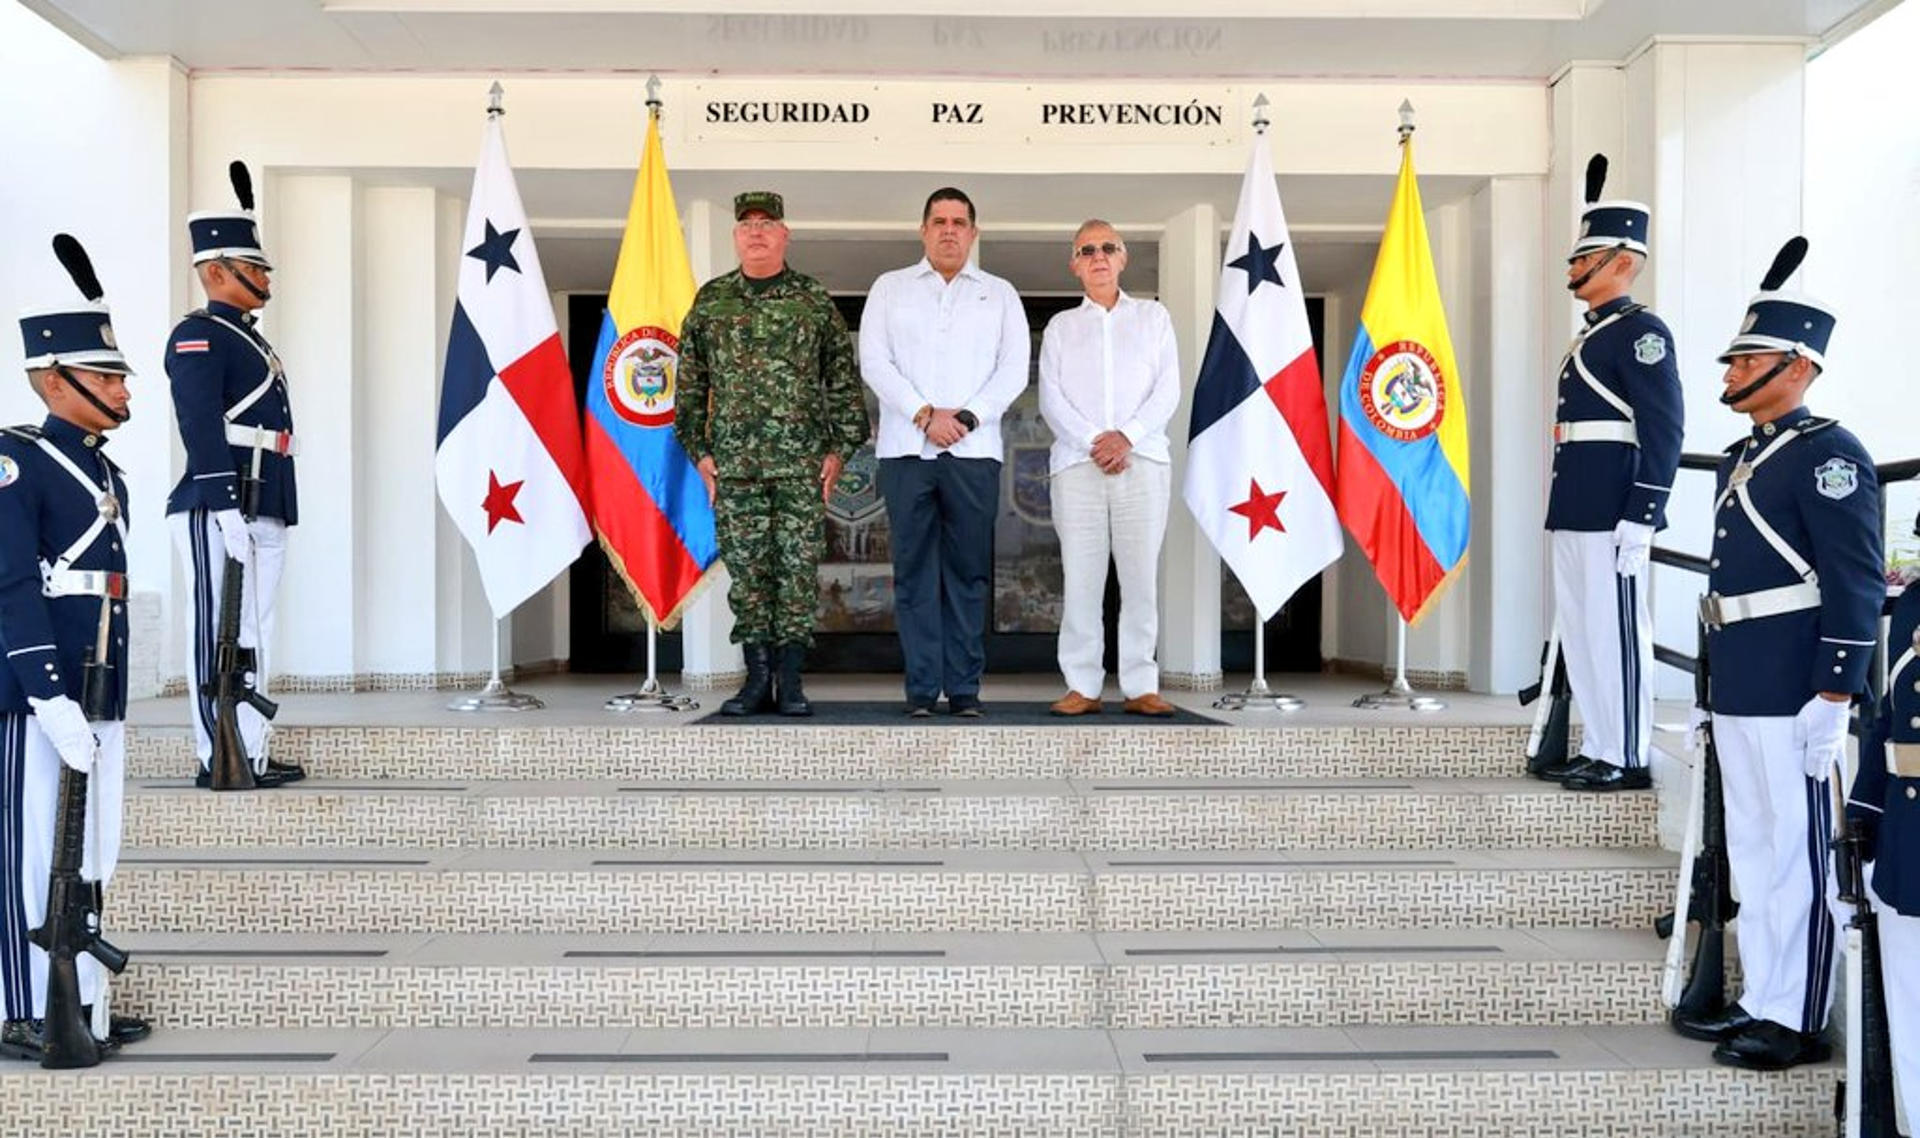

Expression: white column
xmin=676 ymin=197 xmax=742 ymax=687
xmin=1629 ymin=42 xmax=1806 ymax=699
xmin=0 ymin=27 xmax=189 ymax=698
xmin=431 ymin=191 xmax=498 ymax=677
xmin=263 ymin=172 xmax=362 ymax=682
xmin=1467 ymin=176 xmax=1548 ymax=694
xmin=1155 ymin=201 xmax=1222 ymax=690
xmin=357 ymin=185 xmax=441 ymax=677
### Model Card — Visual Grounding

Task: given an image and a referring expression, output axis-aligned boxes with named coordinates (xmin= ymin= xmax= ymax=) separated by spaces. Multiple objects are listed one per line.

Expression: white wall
xmin=0 ymin=4 xmax=186 ymax=697
xmin=1807 ymin=2 xmax=1920 ymax=552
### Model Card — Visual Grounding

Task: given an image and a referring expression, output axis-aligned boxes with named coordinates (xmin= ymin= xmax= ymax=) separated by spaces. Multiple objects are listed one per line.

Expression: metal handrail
xmin=1651 ymin=452 xmax=1920 ymax=678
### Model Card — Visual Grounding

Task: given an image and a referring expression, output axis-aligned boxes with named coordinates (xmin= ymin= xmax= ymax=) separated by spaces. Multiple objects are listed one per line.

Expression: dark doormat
xmin=691 ymin=700 xmax=1226 ymax=727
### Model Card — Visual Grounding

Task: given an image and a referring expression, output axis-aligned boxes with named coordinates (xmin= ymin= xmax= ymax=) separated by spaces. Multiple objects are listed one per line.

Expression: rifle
xmin=202 ymin=445 xmax=278 ymax=791
xmin=1663 ymin=619 xmax=1736 ymax=1026
xmin=1831 ymin=756 xmax=1897 ymax=1137
xmin=1520 ymin=627 xmax=1572 ymax=776
xmin=25 ymin=596 xmax=129 ymax=1068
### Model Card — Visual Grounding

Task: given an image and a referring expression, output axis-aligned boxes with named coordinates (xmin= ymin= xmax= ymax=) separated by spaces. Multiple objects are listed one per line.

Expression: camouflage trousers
xmin=715 ymin=476 xmax=824 ymax=647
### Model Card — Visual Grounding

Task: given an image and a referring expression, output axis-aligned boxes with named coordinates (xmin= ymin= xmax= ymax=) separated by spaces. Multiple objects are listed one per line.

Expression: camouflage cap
xmin=734 ymin=191 xmax=785 ymax=221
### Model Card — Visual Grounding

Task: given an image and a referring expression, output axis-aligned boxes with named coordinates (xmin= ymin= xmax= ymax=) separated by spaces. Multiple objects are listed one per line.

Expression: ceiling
xmin=18 ymin=0 xmax=1897 ymax=79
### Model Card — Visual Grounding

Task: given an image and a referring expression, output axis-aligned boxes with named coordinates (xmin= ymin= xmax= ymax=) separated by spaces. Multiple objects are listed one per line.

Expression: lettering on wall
xmin=705 ymin=101 xmax=874 ymax=125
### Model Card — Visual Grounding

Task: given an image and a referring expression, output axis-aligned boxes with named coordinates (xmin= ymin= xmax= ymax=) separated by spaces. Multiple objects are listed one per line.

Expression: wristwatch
xmin=955 ymin=409 xmax=979 ymax=431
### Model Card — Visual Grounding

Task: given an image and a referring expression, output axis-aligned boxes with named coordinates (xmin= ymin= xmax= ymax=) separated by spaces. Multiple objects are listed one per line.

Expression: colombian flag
xmin=583 ymin=111 xmax=718 ymax=627
xmin=1334 ymin=138 xmax=1469 ymax=625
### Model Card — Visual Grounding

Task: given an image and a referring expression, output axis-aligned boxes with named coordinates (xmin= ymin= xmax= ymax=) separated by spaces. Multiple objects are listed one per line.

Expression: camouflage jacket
xmin=674 ymin=267 xmax=870 ymax=481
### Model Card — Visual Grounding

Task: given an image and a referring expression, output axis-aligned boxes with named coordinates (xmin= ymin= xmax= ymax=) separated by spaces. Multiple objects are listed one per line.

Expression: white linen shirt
xmin=858 ymin=258 xmax=1030 ymax=461
xmin=1037 ymin=291 xmax=1181 ymax=475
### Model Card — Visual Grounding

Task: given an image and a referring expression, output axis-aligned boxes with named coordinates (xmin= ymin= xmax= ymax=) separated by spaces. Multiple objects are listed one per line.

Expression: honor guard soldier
xmin=1849 ymin=508 xmax=1920 ymax=1124
xmin=1674 ymin=237 xmax=1883 ymax=1071
xmin=1539 ymin=155 xmax=1684 ymax=792
xmin=1 ymin=236 xmax=149 ymax=1061
xmin=166 ymin=161 xmax=303 ymax=787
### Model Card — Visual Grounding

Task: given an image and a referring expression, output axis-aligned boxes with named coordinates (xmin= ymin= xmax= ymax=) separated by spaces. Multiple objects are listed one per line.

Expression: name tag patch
xmin=175 ymin=340 xmax=210 ymax=354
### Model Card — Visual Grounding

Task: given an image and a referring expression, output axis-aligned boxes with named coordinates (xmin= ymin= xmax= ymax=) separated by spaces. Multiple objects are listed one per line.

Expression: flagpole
xmin=1210 ymin=91 xmax=1303 ymax=715
xmin=1213 ymin=615 xmax=1304 ymax=712
xmin=1348 ymin=100 xmax=1442 ymax=714
xmin=443 ymin=80 xmax=545 ymax=714
xmin=605 ymin=73 xmax=698 ymax=715
xmin=1352 ymin=615 xmax=1445 ymax=711
xmin=449 ymin=614 xmax=546 ymax=711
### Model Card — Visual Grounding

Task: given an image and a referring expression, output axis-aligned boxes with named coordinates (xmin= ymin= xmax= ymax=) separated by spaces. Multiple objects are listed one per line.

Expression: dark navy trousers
xmin=878 ymin=455 xmax=999 ymax=704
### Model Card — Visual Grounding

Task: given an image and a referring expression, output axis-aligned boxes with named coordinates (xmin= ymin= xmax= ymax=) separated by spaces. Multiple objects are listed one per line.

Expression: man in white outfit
xmin=1037 ymin=221 xmax=1180 ymax=718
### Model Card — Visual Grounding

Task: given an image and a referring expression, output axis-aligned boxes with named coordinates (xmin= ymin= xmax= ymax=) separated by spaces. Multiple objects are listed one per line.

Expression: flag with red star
xmin=434 ymin=109 xmax=591 ymax=616
xmin=1182 ymin=135 xmax=1343 ymax=620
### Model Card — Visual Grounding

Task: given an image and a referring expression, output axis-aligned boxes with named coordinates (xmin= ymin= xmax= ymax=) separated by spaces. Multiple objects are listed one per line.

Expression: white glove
xmin=1686 ymin=705 xmax=1711 ymax=756
xmin=28 ymin=695 xmax=96 ymax=774
xmin=1795 ymin=695 xmax=1851 ymax=781
xmin=1613 ymin=520 xmax=1655 ymax=576
xmin=213 ymin=508 xmax=251 ymax=565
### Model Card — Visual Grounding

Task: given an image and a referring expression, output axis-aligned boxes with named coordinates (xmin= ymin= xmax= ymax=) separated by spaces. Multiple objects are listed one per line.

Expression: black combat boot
xmin=775 ymin=644 xmax=813 ymax=717
xmin=720 ymin=644 xmax=775 ymax=716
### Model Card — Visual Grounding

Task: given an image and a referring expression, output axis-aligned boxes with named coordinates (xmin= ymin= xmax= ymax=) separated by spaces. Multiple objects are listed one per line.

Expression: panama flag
xmin=1183 ymin=136 xmax=1343 ymax=621
xmin=583 ymin=112 xmax=718 ymax=628
xmin=434 ymin=112 xmax=591 ymax=617
xmin=1334 ymin=137 xmax=1469 ymax=624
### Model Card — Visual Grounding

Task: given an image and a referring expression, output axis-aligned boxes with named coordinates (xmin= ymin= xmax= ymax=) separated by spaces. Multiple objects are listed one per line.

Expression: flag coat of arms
xmin=583 ymin=113 xmax=718 ymax=627
xmin=434 ymin=113 xmax=591 ymax=617
xmin=1334 ymin=139 xmax=1470 ymax=624
xmin=1183 ymin=137 xmax=1344 ymax=621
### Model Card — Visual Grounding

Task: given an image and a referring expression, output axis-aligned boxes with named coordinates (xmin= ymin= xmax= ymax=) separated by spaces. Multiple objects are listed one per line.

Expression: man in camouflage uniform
xmin=674 ymin=191 xmax=869 ymax=717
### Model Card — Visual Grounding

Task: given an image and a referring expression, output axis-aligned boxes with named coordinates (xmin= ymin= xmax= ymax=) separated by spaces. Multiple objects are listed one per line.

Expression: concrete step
xmin=119 ymin=776 xmax=1657 ymax=851
xmin=0 ymin=1025 xmax=1832 ymax=1137
xmin=107 ymin=847 xmax=1678 ymax=935
xmin=111 ymin=929 xmax=1679 ymax=1031
xmin=124 ymin=722 xmax=1544 ymax=782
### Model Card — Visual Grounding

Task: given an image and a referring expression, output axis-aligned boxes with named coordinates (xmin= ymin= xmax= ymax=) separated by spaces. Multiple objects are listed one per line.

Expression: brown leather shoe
xmin=1049 ymin=691 xmax=1102 ymax=716
xmin=1122 ymin=693 xmax=1177 ymax=718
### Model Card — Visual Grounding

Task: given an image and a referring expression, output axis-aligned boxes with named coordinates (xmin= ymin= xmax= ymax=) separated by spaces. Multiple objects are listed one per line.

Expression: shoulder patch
xmin=0 ymin=453 xmax=18 ymax=489
xmin=1814 ymin=457 xmax=1859 ymax=501
xmin=1633 ymin=332 xmax=1668 ymax=366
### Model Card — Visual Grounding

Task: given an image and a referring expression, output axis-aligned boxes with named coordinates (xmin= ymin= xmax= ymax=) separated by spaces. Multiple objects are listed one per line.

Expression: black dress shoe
xmin=81 ymin=1010 xmax=151 ymax=1045
xmin=1 ymin=1019 xmax=40 ymax=1061
xmin=0 ymin=1019 xmax=121 ymax=1062
xmin=1564 ymin=763 xmax=1652 ymax=792
xmin=1534 ymin=756 xmax=1599 ymax=784
xmin=265 ymin=760 xmax=306 ymax=783
xmin=1712 ymin=1021 xmax=1832 ymax=1070
xmin=1672 ymin=1002 xmax=1755 ymax=1042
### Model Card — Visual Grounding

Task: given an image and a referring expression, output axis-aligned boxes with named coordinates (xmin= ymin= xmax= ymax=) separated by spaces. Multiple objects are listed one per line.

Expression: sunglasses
xmin=1074 ymin=242 xmax=1124 ymax=259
